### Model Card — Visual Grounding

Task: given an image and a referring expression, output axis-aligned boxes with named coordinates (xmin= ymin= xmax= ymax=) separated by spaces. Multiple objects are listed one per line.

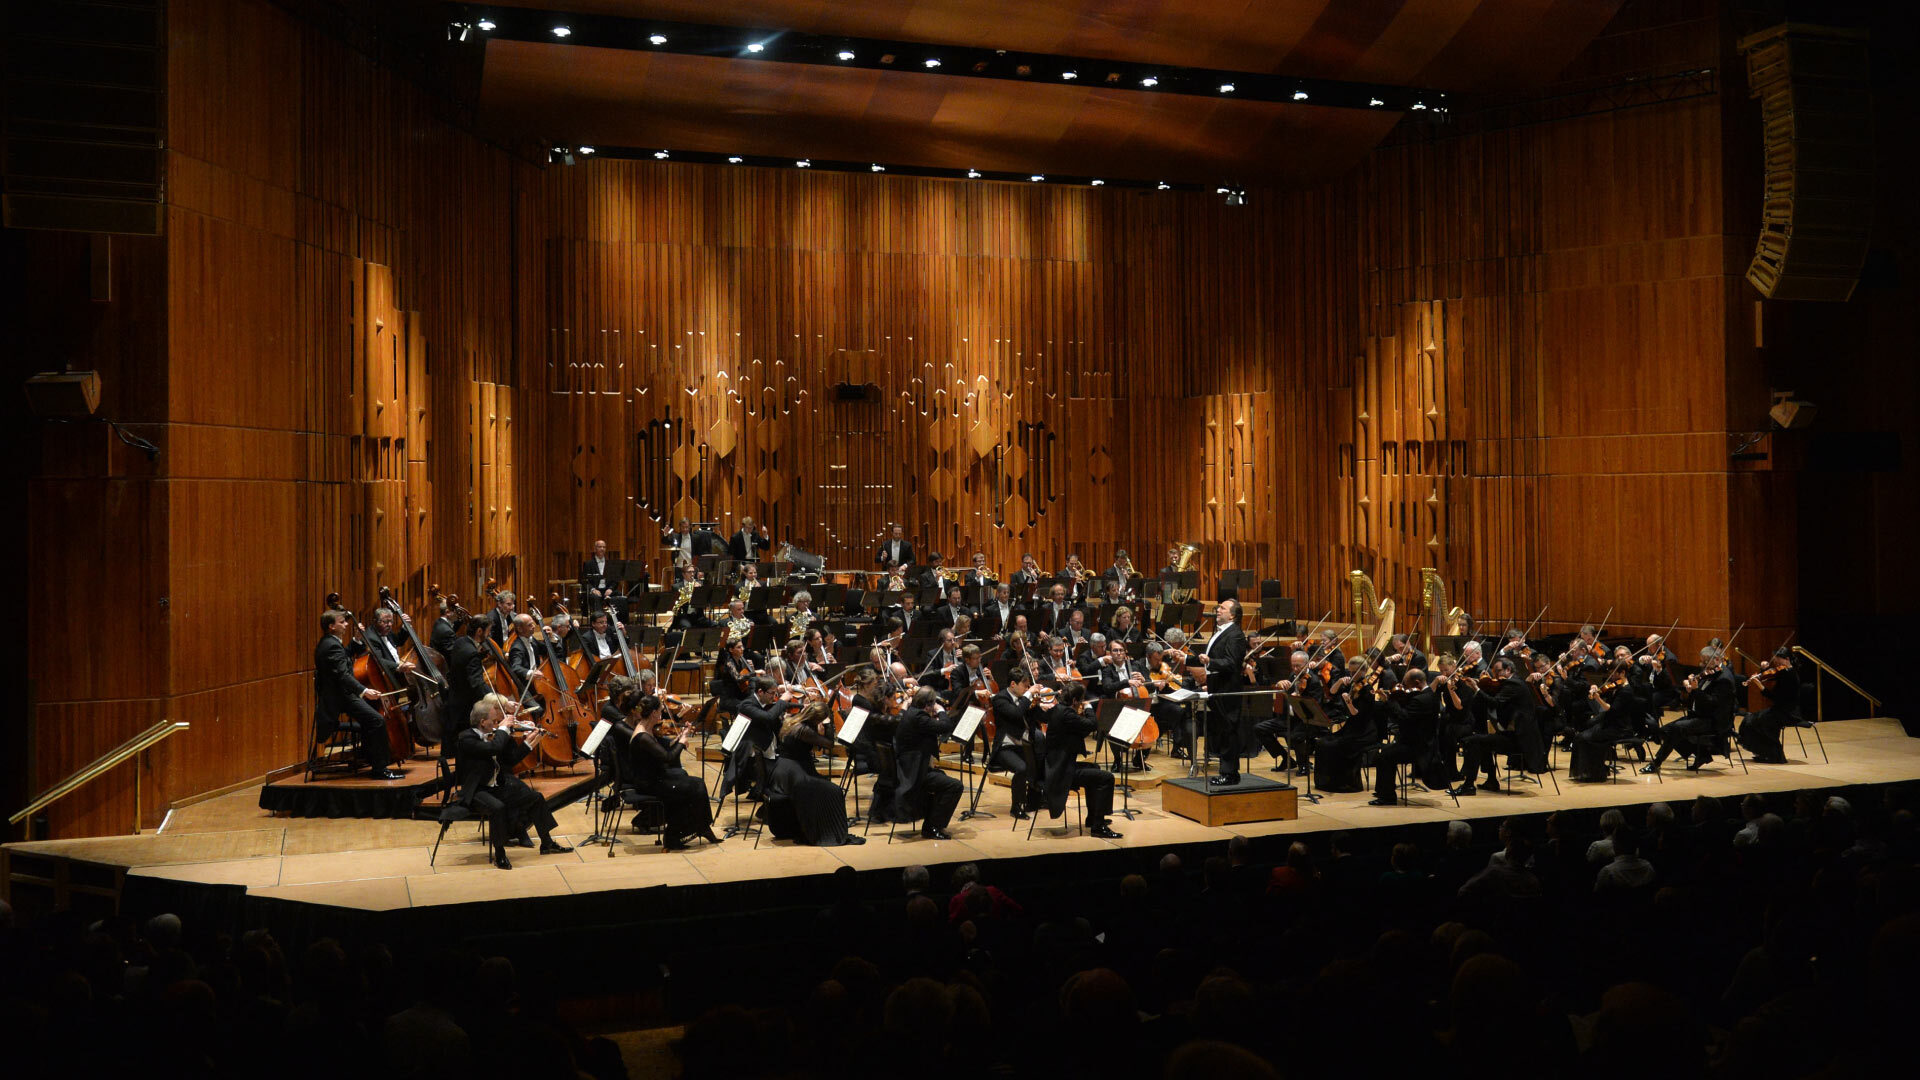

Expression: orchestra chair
xmin=1787 ymin=716 xmax=1828 ymax=764
xmin=868 ymin=745 xmax=926 ymax=844
xmin=1607 ymin=734 xmax=1662 ymax=785
xmin=304 ymin=720 xmax=363 ymax=783
xmin=428 ymin=800 xmax=487 ymax=867
xmin=1024 ymin=786 xmax=1085 ymax=840
xmin=591 ymin=727 xmax=667 ymax=854
xmin=1499 ymin=751 xmax=1561 ymax=797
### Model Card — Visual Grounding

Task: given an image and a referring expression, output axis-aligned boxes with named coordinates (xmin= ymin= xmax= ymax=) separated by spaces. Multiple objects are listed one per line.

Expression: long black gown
xmin=764 ymin=724 xmax=855 ymax=846
xmin=628 ymin=729 xmax=718 ymax=846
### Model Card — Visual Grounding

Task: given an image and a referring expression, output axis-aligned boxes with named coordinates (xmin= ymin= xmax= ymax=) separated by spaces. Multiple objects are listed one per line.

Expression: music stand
xmin=1287 ymin=694 xmax=1331 ymax=804
xmin=816 ymin=583 xmax=848 ymax=609
xmin=1261 ymin=597 xmax=1298 ymax=634
xmin=952 ymin=704 xmax=994 ymax=821
xmin=1096 ymin=699 xmax=1148 ymax=820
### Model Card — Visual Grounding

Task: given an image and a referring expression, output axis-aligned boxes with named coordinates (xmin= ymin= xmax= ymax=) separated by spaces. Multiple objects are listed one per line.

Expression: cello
xmin=379 ymin=585 xmax=448 ymax=748
xmin=329 ymin=591 xmax=415 ymax=766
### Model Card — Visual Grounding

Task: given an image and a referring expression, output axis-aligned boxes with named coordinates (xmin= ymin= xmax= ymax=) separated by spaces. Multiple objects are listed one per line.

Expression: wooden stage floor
xmin=7 ymin=717 xmax=1913 ymax=914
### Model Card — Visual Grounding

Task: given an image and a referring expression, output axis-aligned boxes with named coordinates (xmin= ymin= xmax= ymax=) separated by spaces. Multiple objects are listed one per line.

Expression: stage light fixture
xmin=1061 ymin=71 xmax=1078 ymax=80
xmin=924 ymin=58 xmax=942 ymax=68
xmin=1219 ymin=83 xmax=1235 ymax=93
xmin=448 ymin=22 xmax=470 ymax=42
xmin=476 ymin=18 xmax=495 ymax=31
xmin=649 ymin=33 xmax=667 ymax=45
xmin=871 ymin=164 xmax=885 ymax=172
xmin=1030 ymin=174 xmax=1045 ymax=182
xmin=1090 ymin=179 xmax=1105 ymax=186
xmin=1369 ymin=97 xmax=1384 ymax=106
xmin=552 ymin=25 xmax=571 ymax=38
xmin=728 ymin=156 xmax=744 ymax=164
xmin=578 ymin=145 xmax=595 ymax=155
xmin=1293 ymin=90 xmax=1309 ymax=101
xmin=837 ymin=50 xmax=856 ymax=61
xmin=967 ymin=169 xmax=982 ymax=178
xmin=796 ymin=159 xmax=811 ymax=167
xmin=1156 ymin=181 xmax=1170 ymax=190
xmin=748 ymin=42 xmax=765 ymax=53
xmin=1411 ymin=102 xmax=1427 ymax=110
xmin=1140 ymin=76 xmax=1159 ymax=87
xmin=653 ymin=150 xmax=669 ymax=159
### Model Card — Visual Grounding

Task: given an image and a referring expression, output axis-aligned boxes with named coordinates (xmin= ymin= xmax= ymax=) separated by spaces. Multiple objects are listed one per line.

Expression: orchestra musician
xmin=1009 ymin=553 xmax=1044 ymax=588
xmin=876 ymin=524 xmax=915 ymax=570
xmin=1145 ymin=638 xmax=1195 ymax=760
xmin=1644 ymin=647 xmax=1738 ymax=773
xmin=718 ymin=676 xmax=790 ymax=802
xmin=1737 ymin=648 xmax=1801 ymax=764
xmin=1384 ymin=633 xmax=1427 ymax=675
xmin=1428 ymin=654 xmax=1477 ymax=786
xmin=1057 ymin=555 xmax=1092 ymax=603
xmin=843 ymin=670 xmax=901 ymax=824
xmin=671 ymin=562 xmax=713 ymax=632
xmin=1038 ymin=584 xmax=1075 ymax=635
xmin=990 ymin=669 xmax=1042 ymax=819
xmin=1457 ymin=639 xmax=1489 ymax=678
xmin=934 ymin=585 xmax=973 ymax=631
xmin=662 ymin=516 xmax=699 ymax=563
xmin=889 ymin=593 xmax=927 ymax=637
xmin=892 ymin=686 xmax=964 ymax=839
xmin=429 ymin=598 xmax=458 ymax=655
xmin=924 ymin=629 xmax=964 ymax=693
xmin=788 ymin=590 xmax=818 ymax=639
xmin=505 ymin=614 xmax=548 ymax=687
xmin=579 ymin=539 xmax=626 ymax=617
xmin=1567 ymin=645 xmax=1651 ymax=782
xmin=313 ymin=609 xmax=404 ymax=779
xmin=764 ymin=704 xmax=865 ymax=847
xmin=454 ymin=698 xmax=573 ymax=869
xmin=1255 ymin=651 xmax=1321 ymax=775
xmin=1314 ymin=655 xmax=1390 ymax=792
xmin=728 ymin=516 xmax=772 ymax=564
xmin=978 ymin=584 xmax=1019 ymax=638
xmin=487 ymin=590 xmax=517 ymax=644
xmin=1057 ymin=608 xmax=1094 ymax=655
xmin=964 ymin=553 xmax=996 ymax=587
xmin=713 ymin=638 xmax=756 ymax=707
xmin=721 ymin=599 xmax=756 ymax=654
xmin=1034 ymin=683 xmax=1123 ymax=838
xmin=1104 ymin=605 xmax=1143 ymax=643
xmin=1096 ymin=637 xmax=1154 ymax=771
xmin=579 ymin=610 xmax=623 ymax=663
xmin=441 ymin=613 xmax=493 ymax=752
xmin=623 ymin=692 xmax=721 ymax=850
xmin=1370 ymin=668 xmax=1441 ymax=805
xmin=1448 ymin=657 xmax=1542 ymax=796
xmin=1196 ymin=599 xmax=1250 ymax=786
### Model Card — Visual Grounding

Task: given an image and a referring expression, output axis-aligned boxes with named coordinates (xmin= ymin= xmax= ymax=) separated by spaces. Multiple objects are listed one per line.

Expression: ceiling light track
xmin=564 ymin=146 xmax=1210 ymax=192
xmin=451 ymin=6 xmax=1450 ymax=115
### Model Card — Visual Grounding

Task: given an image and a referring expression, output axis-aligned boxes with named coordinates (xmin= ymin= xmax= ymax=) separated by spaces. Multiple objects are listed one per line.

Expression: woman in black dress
xmin=765 ymin=703 xmax=864 ymax=846
xmin=625 ymin=694 xmax=721 ymax=850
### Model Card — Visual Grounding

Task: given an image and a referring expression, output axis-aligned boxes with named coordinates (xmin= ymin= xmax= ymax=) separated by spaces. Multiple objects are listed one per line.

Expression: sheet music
xmin=954 ymin=705 xmax=986 ymax=742
xmin=579 ymin=719 xmax=614 ymax=757
xmin=721 ymin=714 xmax=754 ymax=753
xmin=1109 ymin=706 xmax=1150 ymax=744
xmin=836 ymin=706 xmax=869 ymax=745
xmin=1161 ymin=687 xmax=1201 ymax=702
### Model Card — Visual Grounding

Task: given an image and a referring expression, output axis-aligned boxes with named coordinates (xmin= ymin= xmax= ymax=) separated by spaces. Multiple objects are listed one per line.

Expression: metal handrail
xmin=1792 ymin=646 xmax=1880 ymax=720
xmin=9 ymin=720 xmax=189 ymax=830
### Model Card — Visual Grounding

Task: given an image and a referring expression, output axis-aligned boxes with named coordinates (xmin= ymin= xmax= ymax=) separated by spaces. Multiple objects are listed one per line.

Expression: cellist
xmin=313 ymin=609 xmax=404 ymax=779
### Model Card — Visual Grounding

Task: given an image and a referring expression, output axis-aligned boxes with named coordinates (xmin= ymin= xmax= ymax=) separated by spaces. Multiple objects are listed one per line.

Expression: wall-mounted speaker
xmin=22 ymin=370 xmax=101 ymax=417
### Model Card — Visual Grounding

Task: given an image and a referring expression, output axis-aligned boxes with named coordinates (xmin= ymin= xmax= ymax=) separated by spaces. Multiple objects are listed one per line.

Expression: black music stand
xmin=1287 ymin=693 xmax=1331 ymax=804
xmin=952 ymin=701 xmax=995 ymax=822
xmin=1095 ymin=698 xmax=1145 ymax=820
xmin=1261 ymin=597 xmax=1298 ymax=634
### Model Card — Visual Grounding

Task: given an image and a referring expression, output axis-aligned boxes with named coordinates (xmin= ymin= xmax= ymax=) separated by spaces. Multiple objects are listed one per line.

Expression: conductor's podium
xmin=1160 ymin=774 xmax=1299 ymax=827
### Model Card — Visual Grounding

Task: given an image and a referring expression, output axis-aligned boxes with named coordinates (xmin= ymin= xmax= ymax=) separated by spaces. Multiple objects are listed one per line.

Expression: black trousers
xmin=915 ymin=772 xmax=964 ymax=833
xmin=719 ymin=748 xmax=769 ymax=800
xmin=1153 ymin=701 xmax=1192 ymax=754
xmin=1739 ymin=707 xmax=1793 ymax=760
xmin=1054 ymin=766 xmax=1115 ymax=827
xmin=471 ymin=777 xmax=556 ymax=852
xmin=1651 ymin=714 xmax=1715 ymax=766
xmin=990 ymin=746 xmax=1035 ymax=812
xmin=1372 ymin=739 xmax=1430 ymax=801
xmin=332 ymin=698 xmax=392 ymax=770
xmin=1570 ymin=720 xmax=1630 ymax=781
xmin=1457 ymin=730 xmax=1520 ymax=787
xmin=1209 ymin=702 xmax=1243 ymax=780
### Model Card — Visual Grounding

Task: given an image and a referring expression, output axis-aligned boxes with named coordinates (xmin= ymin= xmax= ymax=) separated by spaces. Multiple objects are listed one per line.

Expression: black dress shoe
xmin=1368 ymin=797 xmax=1397 ymax=807
xmin=539 ymin=841 xmax=573 ymax=855
xmin=1479 ymin=779 xmax=1502 ymax=792
xmin=1091 ymin=825 xmax=1123 ymax=839
xmin=1447 ymin=785 xmax=1477 ymax=797
xmin=504 ymin=836 xmax=534 ymax=848
xmin=1208 ymin=775 xmax=1238 ymax=787
xmin=922 ymin=828 xmax=952 ymax=841
xmin=663 ymin=838 xmax=690 ymax=852
xmin=842 ymin=835 xmax=867 ymax=846
xmin=1640 ymin=763 xmax=1661 ymax=774
xmin=373 ymin=769 xmax=406 ymax=781
xmin=1685 ymin=757 xmax=1710 ymax=771
xmin=1012 ymin=810 xmax=1032 ymax=821
xmin=492 ymin=851 xmax=513 ymax=870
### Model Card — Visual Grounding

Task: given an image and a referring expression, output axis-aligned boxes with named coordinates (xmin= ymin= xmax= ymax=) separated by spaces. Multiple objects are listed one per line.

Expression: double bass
xmin=379 ymin=585 xmax=448 ymax=747
xmin=522 ymin=602 xmax=590 ymax=767
xmin=328 ymin=591 xmax=415 ymax=766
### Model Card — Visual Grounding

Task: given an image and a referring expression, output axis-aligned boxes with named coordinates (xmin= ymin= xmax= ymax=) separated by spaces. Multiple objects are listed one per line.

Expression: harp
xmin=1349 ymin=570 xmax=1397 ymax=656
xmin=1419 ymin=567 xmax=1468 ymax=653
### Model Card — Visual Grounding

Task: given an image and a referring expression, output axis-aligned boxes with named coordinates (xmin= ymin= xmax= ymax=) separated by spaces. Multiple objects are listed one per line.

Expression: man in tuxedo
xmin=728 ymin=516 xmax=771 ymax=564
xmin=1385 ymin=633 xmax=1429 ymax=676
xmin=876 ymin=524 xmax=914 ymax=570
xmin=662 ymin=517 xmax=698 ymax=564
xmin=1097 ymin=637 xmax=1150 ymax=699
xmin=1009 ymin=553 xmax=1043 ymax=588
xmin=892 ymin=687 xmax=963 ymax=839
xmin=924 ymin=629 xmax=964 ymax=693
xmin=719 ymin=677 xmax=790 ymax=801
xmin=441 ymin=616 xmax=492 ymax=752
xmin=1644 ymin=647 xmax=1738 ymax=773
xmin=578 ymin=610 xmax=624 ymax=664
xmin=1057 ymin=608 xmax=1094 ymax=655
xmin=1256 ymin=650 xmax=1321 ymax=773
xmin=365 ymin=607 xmax=417 ymax=683
xmin=1038 ymin=583 xmax=1075 ymax=635
xmin=505 ymin=613 xmax=547 ymax=687
xmin=964 ymin=553 xmax=995 ymax=587
xmin=579 ymin=539 xmax=625 ymax=618
xmin=1371 ymin=668 xmax=1439 ymax=805
xmin=934 ymin=585 xmax=973 ymax=632
xmin=990 ymin=670 xmax=1041 ymax=818
xmin=978 ymin=584 xmax=1018 ymax=638
xmin=1450 ymin=657 xmax=1542 ymax=795
xmin=487 ymin=590 xmax=517 ymax=644
xmin=891 ymin=593 xmax=927 ymax=637
xmin=313 ymin=610 xmax=404 ymax=779
xmin=429 ymin=604 xmax=458 ymax=655
xmin=1037 ymin=685 xmax=1122 ymax=838
xmin=1200 ymin=598 xmax=1249 ymax=786
xmin=454 ymin=701 xmax=573 ymax=869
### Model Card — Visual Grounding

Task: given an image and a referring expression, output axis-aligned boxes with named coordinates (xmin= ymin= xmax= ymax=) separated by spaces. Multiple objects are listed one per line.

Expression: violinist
xmin=1546 ymin=639 xmax=1602 ymax=743
xmin=765 ymin=704 xmax=864 ymax=847
xmin=990 ymin=669 xmax=1042 ymax=818
xmin=1457 ymin=640 xmax=1489 ymax=678
xmin=892 ymin=686 xmax=964 ymax=839
xmin=1104 ymin=605 xmax=1143 ymax=644
xmin=624 ymin=692 xmax=721 ymax=850
xmin=1315 ymin=655 xmax=1388 ymax=792
xmin=454 ymin=699 xmax=573 ymax=869
xmin=1448 ymin=657 xmax=1543 ymax=796
xmin=718 ymin=676 xmax=790 ymax=802
xmin=876 ymin=524 xmax=915 ymax=570
xmin=1736 ymin=648 xmax=1800 ymax=765
xmin=1427 ymin=655 xmax=1477 ymax=787
xmin=1313 ymin=628 xmax=1350 ymax=674
xmin=487 ymin=590 xmax=517 ymax=645
xmin=1568 ymin=645 xmax=1649 ymax=782
xmin=1371 ymin=668 xmax=1440 ymax=805
xmin=1496 ymin=626 xmax=1532 ymax=664
xmin=843 ymin=670 xmax=901 ymax=824
xmin=1643 ymin=647 xmax=1737 ymax=773
xmin=1255 ymin=651 xmax=1322 ymax=775
xmin=964 ymin=552 xmax=996 ymax=587
xmin=441 ymin=613 xmax=493 ymax=751
xmin=1385 ymin=633 xmax=1427 ymax=675
xmin=934 ymin=586 xmax=973 ymax=632
xmin=1035 ymin=683 xmax=1123 ymax=839
xmin=313 ymin=609 xmax=403 ymax=779
xmin=713 ymin=639 xmax=756 ymax=707
xmin=1640 ymin=634 xmax=1680 ymax=710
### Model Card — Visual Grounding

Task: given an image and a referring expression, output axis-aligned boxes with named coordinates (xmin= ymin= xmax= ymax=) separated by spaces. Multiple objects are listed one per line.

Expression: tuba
xmin=1349 ymin=570 xmax=1397 ymax=656
xmin=1166 ymin=542 xmax=1202 ymax=603
xmin=1418 ymin=567 xmax=1467 ymax=654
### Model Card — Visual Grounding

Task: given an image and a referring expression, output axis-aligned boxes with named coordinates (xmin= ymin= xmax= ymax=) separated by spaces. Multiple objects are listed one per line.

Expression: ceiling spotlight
xmin=1219 ymin=83 xmax=1235 ymax=93
xmin=747 ymin=42 xmax=765 ymax=53
xmin=1029 ymin=174 xmax=1044 ymax=182
xmin=1221 ymin=188 xmax=1247 ymax=206
xmin=476 ymin=18 xmax=495 ymax=31
xmin=924 ymin=58 xmax=942 ymax=68
xmin=1061 ymin=71 xmax=1078 ymax=80
xmin=1090 ymin=179 xmax=1105 ymax=186
xmin=1293 ymin=90 xmax=1309 ymax=101
xmin=796 ymin=159 xmax=811 ymax=167
xmin=837 ymin=49 xmax=856 ymax=61
xmin=728 ymin=156 xmax=744 ymax=164
xmin=578 ymin=145 xmax=595 ymax=155
xmin=552 ymin=25 xmax=571 ymax=38
xmin=648 ymin=33 xmax=667 ymax=45
xmin=1369 ymin=97 xmax=1384 ymax=106
xmin=1411 ymin=101 xmax=1427 ymax=110
xmin=1156 ymin=181 xmax=1171 ymax=190
xmin=871 ymin=164 xmax=885 ymax=172
xmin=966 ymin=169 xmax=982 ymax=179
xmin=653 ymin=150 xmax=669 ymax=159
xmin=448 ymin=22 xmax=470 ymax=42
xmin=1140 ymin=76 xmax=1159 ymax=87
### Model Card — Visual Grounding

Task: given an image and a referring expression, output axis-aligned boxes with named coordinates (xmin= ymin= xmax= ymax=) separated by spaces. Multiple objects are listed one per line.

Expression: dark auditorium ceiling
xmin=450 ymin=1 xmax=1626 ymax=186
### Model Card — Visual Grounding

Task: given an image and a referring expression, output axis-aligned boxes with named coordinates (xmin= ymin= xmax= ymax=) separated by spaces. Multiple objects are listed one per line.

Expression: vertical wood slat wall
xmin=23 ymin=0 xmax=1779 ymax=837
